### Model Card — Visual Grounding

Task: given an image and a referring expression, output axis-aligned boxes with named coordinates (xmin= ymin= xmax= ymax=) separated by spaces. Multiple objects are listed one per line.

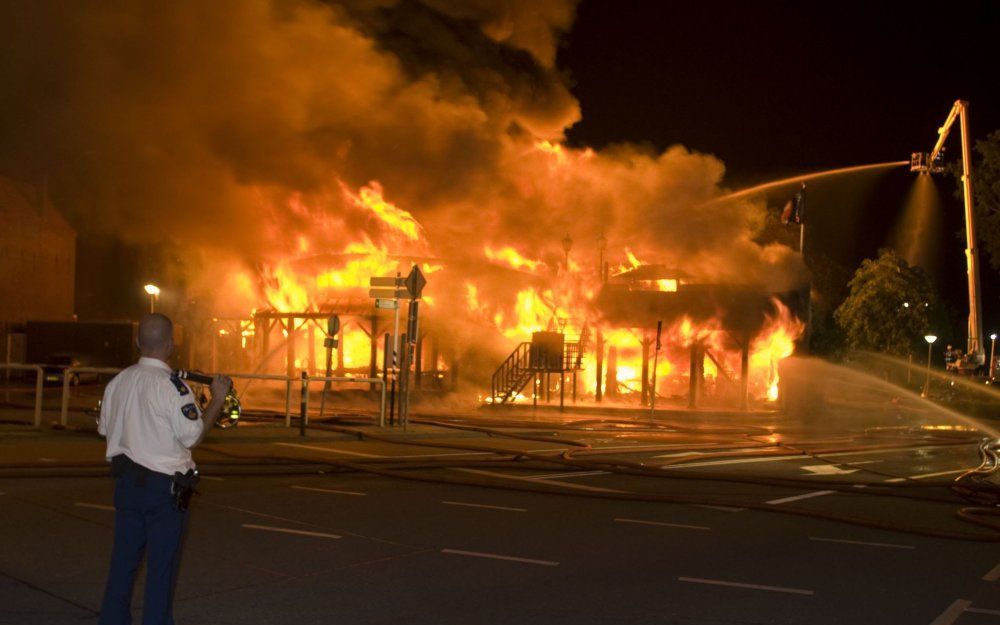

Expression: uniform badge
xmin=181 ymin=403 xmax=199 ymax=421
xmin=170 ymin=374 xmax=190 ymax=396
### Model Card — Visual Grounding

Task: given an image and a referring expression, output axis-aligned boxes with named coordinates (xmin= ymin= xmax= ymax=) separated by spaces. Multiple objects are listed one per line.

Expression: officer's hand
xmin=210 ymin=374 xmax=233 ymax=399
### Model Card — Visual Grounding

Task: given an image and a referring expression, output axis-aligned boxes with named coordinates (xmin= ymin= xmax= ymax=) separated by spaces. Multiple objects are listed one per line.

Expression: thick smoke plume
xmin=0 ymin=0 xmax=806 ymax=321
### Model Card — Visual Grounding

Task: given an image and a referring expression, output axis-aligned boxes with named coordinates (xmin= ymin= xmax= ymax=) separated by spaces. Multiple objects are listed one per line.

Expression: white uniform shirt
xmin=98 ymin=357 xmax=204 ymax=475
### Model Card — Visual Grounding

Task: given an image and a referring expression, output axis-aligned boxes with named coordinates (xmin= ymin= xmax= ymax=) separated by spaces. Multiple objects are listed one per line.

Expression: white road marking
xmin=615 ymin=518 xmax=710 ymax=531
xmin=766 ymin=490 xmax=835 ymax=505
xmin=292 ymin=485 xmax=367 ymax=497
xmin=884 ymin=469 xmax=967 ymax=483
xmin=966 ymin=607 xmax=1000 ymax=616
xmin=274 ymin=441 xmax=549 ymax=460
xmin=983 ymin=562 xmax=1000 ymax=582
xmin=74 ymin=502 xmax=114 ymax=511
xmin=453 ymin=468 xmax=626 ymax=493
xmin=800 ymin=465 xmax=857 ymax=476
xmin=658 ymin=445 xmax=951 ymax=469
xmin=808 ymin=537 xmax=914 ymax=550
xmin=441 ymin=548 xmax=558 ymax=567
xmin=692 ymin=504 xmax=746 ymax=512
xmin=523 ymin=470 xmax=609 ymax=480
xmin=200 ymin=476 xmax=224 ymax=481
xmin=274 ymin=442 xmax=382 ymax=458
xmin=678 ymin=576 xmax=813 ymax=595
xmin=241 ymin=523 xmax=341 ymax=540
xmin=442 ymin=501 xmax=526 ymax=512
xmin=929 ymin=599 xmax=972 ymax=625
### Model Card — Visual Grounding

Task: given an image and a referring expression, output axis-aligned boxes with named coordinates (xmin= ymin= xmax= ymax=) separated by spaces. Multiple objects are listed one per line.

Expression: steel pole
xmin=990 ymin=337 xmax=997 ymax=381
xmin=299 ymin=372 xmax=308 ymax=437
xmin=923 ymin=343 xmax=933 ymax=397
xmin=33 ymin=366 xmax=43 ymax=428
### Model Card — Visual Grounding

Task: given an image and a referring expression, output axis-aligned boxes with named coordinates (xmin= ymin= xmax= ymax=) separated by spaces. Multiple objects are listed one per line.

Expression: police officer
xmin=98 ymin=313 xmax=232 ymax=625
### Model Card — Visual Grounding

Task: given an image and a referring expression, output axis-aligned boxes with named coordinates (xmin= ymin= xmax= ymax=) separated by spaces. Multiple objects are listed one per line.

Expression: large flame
xmin=227 ymin=174 xmax=804 ymax=404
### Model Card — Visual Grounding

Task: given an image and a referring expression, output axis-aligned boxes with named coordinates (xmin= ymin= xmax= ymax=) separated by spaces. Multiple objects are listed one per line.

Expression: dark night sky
xmin=561 ymin=0 xmax=1000 ymax=182
xmin=560 ymin=0 xmax=1000 ymax=340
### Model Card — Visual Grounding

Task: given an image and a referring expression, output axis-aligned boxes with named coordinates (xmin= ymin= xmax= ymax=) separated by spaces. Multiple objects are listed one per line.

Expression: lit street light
xmin=922 ymin=334 xmax=937 ymax=397
xmin=144 ymin=283 xmax=160 ymax=314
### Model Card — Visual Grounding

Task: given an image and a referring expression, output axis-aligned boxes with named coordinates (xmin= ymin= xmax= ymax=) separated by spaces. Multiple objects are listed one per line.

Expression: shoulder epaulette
xmin=169 ymin=373 xmax=190 ymax=396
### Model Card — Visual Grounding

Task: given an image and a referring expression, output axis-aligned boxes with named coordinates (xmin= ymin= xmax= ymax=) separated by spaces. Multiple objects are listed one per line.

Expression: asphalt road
xmin=1 ymin=412 xmax=999 ymax=625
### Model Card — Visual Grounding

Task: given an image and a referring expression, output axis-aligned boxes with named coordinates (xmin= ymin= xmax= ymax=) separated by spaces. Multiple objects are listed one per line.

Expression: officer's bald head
xmin=138 ymin=313 xmax=174 ymax=359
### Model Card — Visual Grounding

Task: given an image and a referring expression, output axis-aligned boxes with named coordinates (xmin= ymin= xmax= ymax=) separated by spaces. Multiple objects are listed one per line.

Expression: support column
xmin=595 ymin=331 xmax=604 ymax=403
xmin=559 ymin=371 xmax=565 ymax=411
xmin=308 ymin=324 xmax=316 ymax=375
xmin=285 ymin=316 xmax=296 ymax=381
xmin=640 ymin=332 xmax=650 ymax=406
xmin=259 ymin=316 xmax=270 ymax=373
xmin=430 ymin=338 xmax=440 ymax=390
xmin=335 ymin=322 xmax=345 ymax=375
xmin=606 ymin=346 xmax=618 ymax=399
xmin=740 ymin=332 xmax=750 ymax=411
xmin=689 ymin=341 xmax=704 ymax=409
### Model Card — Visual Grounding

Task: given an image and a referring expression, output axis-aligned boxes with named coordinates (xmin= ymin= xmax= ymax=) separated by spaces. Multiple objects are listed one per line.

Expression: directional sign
xmin=375 ymin=298 xmax=399 ymax=310
xmin=369 ymin=288 xmax=409 ymax=300
xmin=404 ymin=265 xmax=427 ymax=300
xmin=370 ymin=276 xmax=403 ymax=288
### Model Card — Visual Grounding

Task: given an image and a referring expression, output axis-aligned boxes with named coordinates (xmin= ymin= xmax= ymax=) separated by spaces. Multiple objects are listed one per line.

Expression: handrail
xmin=55 ymin=368 xmax=383 ymax=430
xmin=219 ymin=372 xmax=294 ymax=427
xmin=301 ymin=374 xmax=387 ymax=430
xmin=60 ymin=367 xmax=121 ymax=426
xmin=491 ymin=342 xmax=532 ymax=403
xmin=0 ymin=364 xmax=44 ymax=427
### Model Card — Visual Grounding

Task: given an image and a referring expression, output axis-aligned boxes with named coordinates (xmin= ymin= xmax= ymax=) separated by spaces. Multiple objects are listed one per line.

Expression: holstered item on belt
xmin=171 ymin=469 xmax=200 ymax=511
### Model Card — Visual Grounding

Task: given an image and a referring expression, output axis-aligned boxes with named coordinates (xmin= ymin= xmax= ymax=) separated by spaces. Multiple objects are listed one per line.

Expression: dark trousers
xmin=99 ymin=471 xmax=187 ymax=625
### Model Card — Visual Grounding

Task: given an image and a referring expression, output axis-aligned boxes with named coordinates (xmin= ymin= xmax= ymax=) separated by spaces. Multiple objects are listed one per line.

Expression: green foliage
xmin=834 ymin=249 xmax=937 ymax=356
xmin=952 ymin=130 xmax=1000 ymax=272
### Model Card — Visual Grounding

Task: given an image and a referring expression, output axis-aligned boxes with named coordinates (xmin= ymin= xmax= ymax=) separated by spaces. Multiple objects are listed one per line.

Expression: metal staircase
xmin=489 ymin=338 xmax=585 ymax=404
xmin=490 ymin=342 xmax=533 ymax=404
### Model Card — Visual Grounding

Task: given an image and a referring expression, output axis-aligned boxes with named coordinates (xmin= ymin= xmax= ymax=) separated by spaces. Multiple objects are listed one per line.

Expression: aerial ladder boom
xmin=912 ymin=100 xmax=983 ymax=365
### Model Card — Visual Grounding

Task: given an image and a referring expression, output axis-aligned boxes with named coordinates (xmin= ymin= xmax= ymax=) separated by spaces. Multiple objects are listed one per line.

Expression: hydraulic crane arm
xmin=917 ymin=100 xmax=983 ymax=364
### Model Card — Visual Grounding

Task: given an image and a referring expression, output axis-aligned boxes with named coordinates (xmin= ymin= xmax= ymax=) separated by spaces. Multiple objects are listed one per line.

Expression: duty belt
xmin=110 ymin=454 xmax=200 ymax=511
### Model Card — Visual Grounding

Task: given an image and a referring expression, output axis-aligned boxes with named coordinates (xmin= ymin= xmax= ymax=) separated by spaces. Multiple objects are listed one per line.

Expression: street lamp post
xmin=561 ymin=234 xmax=573 ymax=271
xmin=144 ymin=284 xmax=160 ymax=314
xmin=922 ymin=334 xmax=937 ymax=398
xmin=990 ymin=333 xmax=997 ymax=381
xmin=597 ymin=232 xmax=607 ymax=284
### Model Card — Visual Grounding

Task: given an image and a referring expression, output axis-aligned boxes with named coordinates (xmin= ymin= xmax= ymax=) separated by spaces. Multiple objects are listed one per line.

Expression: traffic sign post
xmin=369 ymin=265 xmax=427 ymax=428
xmin=318 ymin=315 xmax=340 ymax=420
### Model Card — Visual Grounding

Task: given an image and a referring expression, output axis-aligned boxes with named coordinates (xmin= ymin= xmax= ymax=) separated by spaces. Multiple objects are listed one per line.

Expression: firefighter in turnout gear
xmin=97 ymin=313 xmax=232 ymax=625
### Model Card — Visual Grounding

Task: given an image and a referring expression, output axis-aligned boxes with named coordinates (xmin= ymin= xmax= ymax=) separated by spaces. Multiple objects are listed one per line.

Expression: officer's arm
xmin=193 ymin=376 xmax=231 ymax=446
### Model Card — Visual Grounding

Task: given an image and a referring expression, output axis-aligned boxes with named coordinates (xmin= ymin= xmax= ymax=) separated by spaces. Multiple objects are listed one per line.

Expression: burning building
xmin=0 ymin=1 xmax=809 ymax=408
